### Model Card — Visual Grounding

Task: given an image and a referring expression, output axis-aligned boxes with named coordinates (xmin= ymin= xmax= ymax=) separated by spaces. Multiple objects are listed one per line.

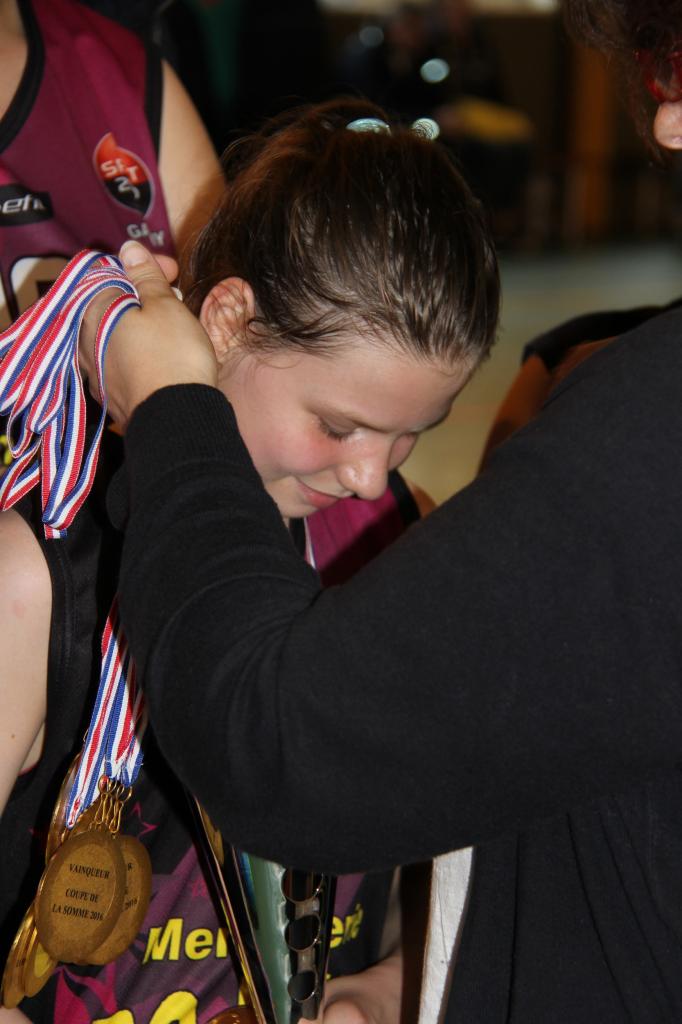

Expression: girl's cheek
xmin=296 ymin=431 xmax=340 ymax=467
xmin=280 ymin=436 xmax=337 ymax=475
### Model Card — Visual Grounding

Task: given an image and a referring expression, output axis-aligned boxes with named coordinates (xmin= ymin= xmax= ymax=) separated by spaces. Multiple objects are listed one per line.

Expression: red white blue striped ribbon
xmin=0 ymin=249 xmax=147 ymax=827
xmin=67 ymin=597 xmax=146 ymax=826
xmin=0 ymin=250 xmax=138 ymax=536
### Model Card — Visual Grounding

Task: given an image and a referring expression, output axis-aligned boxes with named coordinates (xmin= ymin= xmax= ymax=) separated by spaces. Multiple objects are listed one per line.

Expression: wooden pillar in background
xmin=563 ymin=43 xmax=616 ymax=241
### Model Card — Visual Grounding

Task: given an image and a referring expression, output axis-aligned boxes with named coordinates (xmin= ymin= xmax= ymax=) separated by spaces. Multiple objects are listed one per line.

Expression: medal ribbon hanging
xmin=0 ymin=250 xmax=146 ymax=827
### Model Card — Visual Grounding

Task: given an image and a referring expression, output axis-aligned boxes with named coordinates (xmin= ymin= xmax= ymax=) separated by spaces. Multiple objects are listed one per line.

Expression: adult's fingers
xmin=99 ymin=240 xmax=217 ymax=426
xmin=322 ymin=999 xmax=368 ymax=1024
xmin=118 ymin=241 xmax=179 ymax=300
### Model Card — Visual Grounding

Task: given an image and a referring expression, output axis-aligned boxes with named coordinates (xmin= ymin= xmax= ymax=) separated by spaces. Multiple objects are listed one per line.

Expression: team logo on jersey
xmin=0 ymin=184 xmax=53 ymax=225
xmin=94 ymin=132 xmax=153 ymax=216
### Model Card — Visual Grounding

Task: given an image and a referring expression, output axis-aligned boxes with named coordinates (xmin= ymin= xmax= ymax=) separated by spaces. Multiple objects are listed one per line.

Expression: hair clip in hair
xmin=346 ymin=117 xmax=391 ymax=134
xmin=411 ymin=117 xmax=440 ymax=140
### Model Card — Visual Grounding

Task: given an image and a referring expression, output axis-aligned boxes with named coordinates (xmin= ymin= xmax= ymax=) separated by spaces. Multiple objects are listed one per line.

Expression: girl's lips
xmin=297 ymin=480 xmax=343 ymax=510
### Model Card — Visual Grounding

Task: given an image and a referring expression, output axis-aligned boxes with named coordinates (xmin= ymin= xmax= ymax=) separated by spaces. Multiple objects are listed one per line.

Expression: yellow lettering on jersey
xmin=215 ymin=926 xmax=229 ymax=959
xmin=330 ymin=916 xmax=344 ymax=949
xmin=93 ymin=1013 xmax=134 ymax=1024
xmin=148 ymin=991 xmax=198 ymax=1024
xmin=185 ymin=927 xmax=213 ymax=960
xmin=143 ymin=918 xmax=183 ymax=962
xmin=344 ymin=903 xmax=364 ymax=941
xmin=329 ymin=902 xmax=365 ymax=949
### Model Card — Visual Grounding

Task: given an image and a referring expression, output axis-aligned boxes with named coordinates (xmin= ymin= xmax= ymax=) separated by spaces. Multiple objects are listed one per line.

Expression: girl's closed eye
xmin=318 ymin=418 xmax=354 ymax=441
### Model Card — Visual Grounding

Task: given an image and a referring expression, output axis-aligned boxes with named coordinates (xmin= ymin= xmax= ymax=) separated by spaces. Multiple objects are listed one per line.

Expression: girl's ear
xmin=199 ymin=278 xmax=256 ymax=366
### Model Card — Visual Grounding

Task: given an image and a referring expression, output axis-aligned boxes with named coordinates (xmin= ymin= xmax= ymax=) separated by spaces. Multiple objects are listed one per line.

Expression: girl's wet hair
xmin=184 ymin=99 xmax=499 ymax=368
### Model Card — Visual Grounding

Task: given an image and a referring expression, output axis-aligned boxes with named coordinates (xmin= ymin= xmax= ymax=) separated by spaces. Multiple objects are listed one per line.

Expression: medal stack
xmin=2 ymin=766 xmax=151 ymax=1006
xmin=0 ymin=253 xmax=151 ymax=1010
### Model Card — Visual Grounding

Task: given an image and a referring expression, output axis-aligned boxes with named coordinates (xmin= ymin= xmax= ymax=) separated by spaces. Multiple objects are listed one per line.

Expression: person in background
xmin=0 ymin=0 xmax=213 ymax=1019
xmin=0 ymin=0 xmax=221 ymax=333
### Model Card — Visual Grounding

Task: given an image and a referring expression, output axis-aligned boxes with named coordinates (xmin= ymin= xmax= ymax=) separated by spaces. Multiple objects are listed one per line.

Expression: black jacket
xmin=118 ymin=306 xmax=682 ymax=1021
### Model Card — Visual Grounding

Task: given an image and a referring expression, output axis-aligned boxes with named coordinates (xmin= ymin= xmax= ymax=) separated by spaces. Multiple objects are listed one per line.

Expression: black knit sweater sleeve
xmin=119 ymin=311 xmax=682 ymax=875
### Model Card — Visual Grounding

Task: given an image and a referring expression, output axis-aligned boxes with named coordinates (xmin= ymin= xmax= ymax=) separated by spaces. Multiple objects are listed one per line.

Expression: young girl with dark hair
xmin=0 ymin=99 xmax=498 ymax=1024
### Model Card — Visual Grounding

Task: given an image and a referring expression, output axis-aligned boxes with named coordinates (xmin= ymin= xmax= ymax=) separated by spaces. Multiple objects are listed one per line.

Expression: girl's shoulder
xmin=0 ymin=507 xmax=50 ymax=601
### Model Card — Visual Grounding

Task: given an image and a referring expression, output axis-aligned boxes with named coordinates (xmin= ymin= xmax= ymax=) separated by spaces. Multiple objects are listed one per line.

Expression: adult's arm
xmin=112 ymin=248 xmax=682 ymax=874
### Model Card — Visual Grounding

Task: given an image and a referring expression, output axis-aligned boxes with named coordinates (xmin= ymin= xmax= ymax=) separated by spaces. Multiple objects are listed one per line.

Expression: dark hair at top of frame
xmin=564 ymin=0 xmax=682 ymax=56
xmin=183 ymin=98 xmax=499 ymax=369
xmin=563 ymin=0 xmax=682 ymax=141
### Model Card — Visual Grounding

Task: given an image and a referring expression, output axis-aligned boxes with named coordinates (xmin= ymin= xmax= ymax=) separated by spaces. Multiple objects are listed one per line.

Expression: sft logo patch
xmin=94 ymin=132 xmax=153 ymax=216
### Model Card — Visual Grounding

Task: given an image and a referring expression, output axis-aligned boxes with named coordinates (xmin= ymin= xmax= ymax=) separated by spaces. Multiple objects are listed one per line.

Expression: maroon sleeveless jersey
xmin=0 ymin=0 xmax=173 ymax=330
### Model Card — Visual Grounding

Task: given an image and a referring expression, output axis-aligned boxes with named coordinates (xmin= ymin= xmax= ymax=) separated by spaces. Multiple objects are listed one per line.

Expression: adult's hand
xmin=313 ymin=954 xmax=403 ymax=1024
xmin=79 ymin=241 xmax=218 ymax=428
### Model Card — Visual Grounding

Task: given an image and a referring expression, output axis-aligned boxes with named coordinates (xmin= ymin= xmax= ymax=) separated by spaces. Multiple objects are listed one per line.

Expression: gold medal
xmin=45 ymin=754 xmax=81 ymax=863
xmin=70 ymin=799 xmax=101 ymax=838
xmin=45 ymin=757 xmax=105 ymax=863
xmin=198 ymin=803 xmax=225 ymax=866
xmin=34 ymin=828 xmax=126 ymax=963
xmin=207 ymin=1010 xmax=258 ymax=1024
xmin=87 ymin=834 xmax=152 ymax=964
xmin=22 ymin=931 xmax=56 ymax=998
xmin=1 ymin=907 xmax=35 ymax=1008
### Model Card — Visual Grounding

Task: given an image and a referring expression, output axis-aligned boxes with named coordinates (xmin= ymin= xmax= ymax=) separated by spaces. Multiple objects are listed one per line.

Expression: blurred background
xmin=92 ymin=0 xmax=682 ymax=501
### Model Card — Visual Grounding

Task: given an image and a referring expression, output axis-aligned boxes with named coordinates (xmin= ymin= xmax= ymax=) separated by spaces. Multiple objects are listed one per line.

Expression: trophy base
xmin=207 ymin=1009 xmax=259 ymax=1024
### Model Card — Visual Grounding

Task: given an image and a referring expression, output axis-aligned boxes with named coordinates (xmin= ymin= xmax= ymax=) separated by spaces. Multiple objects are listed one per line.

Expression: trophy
xmin=196 ymin=803 xmax=336 ymax=1024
